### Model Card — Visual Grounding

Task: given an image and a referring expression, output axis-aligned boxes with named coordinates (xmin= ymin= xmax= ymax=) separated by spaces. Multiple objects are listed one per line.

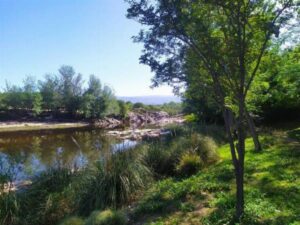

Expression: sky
xmin=0 ymin=0 xmax=174 ymax=96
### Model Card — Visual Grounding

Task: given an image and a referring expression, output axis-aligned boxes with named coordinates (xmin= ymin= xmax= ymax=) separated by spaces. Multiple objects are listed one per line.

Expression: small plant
xmin=59 ymin=216 xmax=85 ymax=225
xmin=85 ymin=209 xmax=126 ymax=225
xmin=176 ymin=153 xmax=203 ymax=176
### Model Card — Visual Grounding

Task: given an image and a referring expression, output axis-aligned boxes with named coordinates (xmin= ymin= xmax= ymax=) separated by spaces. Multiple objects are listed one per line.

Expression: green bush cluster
xmin=85 ymin=210 xmax=126 ymax=225
xmin=59 ymin=217 xmax=85 ymax=225
xmin=176 ymin=153 xmax=203 ymax=176
xmin=144 ymin=132 xmax=219 ymax=178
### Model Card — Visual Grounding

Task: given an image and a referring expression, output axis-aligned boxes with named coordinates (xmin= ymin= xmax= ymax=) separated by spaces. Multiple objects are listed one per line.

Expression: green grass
xmin=131 ymin=129 xmax=300 ymax=225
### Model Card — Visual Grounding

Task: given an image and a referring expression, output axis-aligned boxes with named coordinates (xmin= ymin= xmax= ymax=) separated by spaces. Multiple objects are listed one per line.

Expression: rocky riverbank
xmin=0 ymin=111 xmax=184 ymax=133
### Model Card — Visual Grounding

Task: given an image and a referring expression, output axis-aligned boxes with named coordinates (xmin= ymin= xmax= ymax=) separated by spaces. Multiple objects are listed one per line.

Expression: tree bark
xmin=235 ymin=161 xmax=244 ymax=220
xmin=223 ymin=108 xmax=245 ymax=220
xmin=245 ymin=109 xmax=262 ymax=152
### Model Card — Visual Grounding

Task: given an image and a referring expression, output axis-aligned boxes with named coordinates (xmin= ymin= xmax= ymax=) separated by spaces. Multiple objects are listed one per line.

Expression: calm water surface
xmin=0 ymin=128 xmax=137 ymax=182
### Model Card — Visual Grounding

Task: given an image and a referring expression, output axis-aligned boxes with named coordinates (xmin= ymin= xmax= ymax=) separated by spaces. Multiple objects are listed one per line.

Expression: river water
xmin=0 ymin=128 xmax=137 ymax=183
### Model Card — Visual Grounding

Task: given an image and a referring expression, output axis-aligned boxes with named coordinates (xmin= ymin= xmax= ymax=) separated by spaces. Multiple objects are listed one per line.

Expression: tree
xmin=4 ymin=83 xmax=23 ymax=109
xmin=101 ymin=85 xmax=120 ymax=117
xmin=23 ymin=76 xmax=37 ymax=110
xmin=58 ymin=65 xmax=83 ymax=115
xmin=118 ymin=100 xmax=129 ymax=119
xmin=32 ymin=93 xmax=42 ymax=116
xmin=126 ymin=0 xmax=298 ymax=219
xmin=248 ymin=44 xmax=300 ymax=121
xmin=82 ymin=75 xmax=104 ymax=119
xmin=39 ymin=74 xmax=60 ymax=111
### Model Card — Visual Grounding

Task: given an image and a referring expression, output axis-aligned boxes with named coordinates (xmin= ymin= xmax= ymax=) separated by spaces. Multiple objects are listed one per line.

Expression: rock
xmin=128 ymin=111 xmax=170 ymax=127
xmin=106 ymin=128 xmax=171 ymax=140
xmin=93 ymin=117 xmax=122 ymax=129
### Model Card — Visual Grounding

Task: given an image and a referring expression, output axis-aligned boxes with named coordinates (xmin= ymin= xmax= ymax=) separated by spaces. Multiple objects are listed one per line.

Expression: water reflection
xmin=0 ymin=129 xmax=137 ymax=182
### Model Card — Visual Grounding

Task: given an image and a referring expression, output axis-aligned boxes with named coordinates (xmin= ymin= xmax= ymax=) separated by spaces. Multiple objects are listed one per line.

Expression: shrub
xmin=76 ymin=148 xmax=152 ymax=215
xmin=144 ymin=133 xmax=219 ymax=177
xmin=85 ymin=210 xmax=126 ymax=225
xmin=59 ymin=216 xmax=85 ymax=225
xmin=176 ymin=153 xmax=203 ymax=176
xmin=189 ymin=133 xmax=219 ymax=164
xmin=184 ymin=113 xmax=198 ymax=123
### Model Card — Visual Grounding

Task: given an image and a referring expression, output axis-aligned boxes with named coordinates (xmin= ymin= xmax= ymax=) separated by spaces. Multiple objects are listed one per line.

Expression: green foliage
xmin=18 ymin=168 xmax=75 ymax=225
xmin=39 ymin=74 xmax=61 ymax=111
xmin=76 ymin=147 xmax=152 ymax=215
xmin=144 ymin=130 xmax=219 ymax=177
xmin=247 ymin=45 xmax=300 ymax=121
xmin=133 ymin=130 xmax=300 ymax=225
xmin=59 ymin=216 xmax=85 ymax=225
xmin=32 ymin=93 xmax=42 ymax=116
xmin=0 ymin=192 xmax=20 ymax=225
xmin=184 ymin=113 xmax=198 ymax=123
xmin=0 ymin=67 xmax=123 ymax=119
xmin=85 ymin=210 xmax=126 ymax=225
xmin=117 ymin=100 xmax=129 ymax=119
xmin=176 ymin=153 xmax=203 ymax=177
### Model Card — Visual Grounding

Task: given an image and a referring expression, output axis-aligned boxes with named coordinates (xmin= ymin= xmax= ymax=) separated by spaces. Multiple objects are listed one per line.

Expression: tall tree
xmin=39 ymin=74 xmax=60 ymax=111
xmin=58 ymin=65 xmax=83 ymax=115
xmin=126 ymin=0 xmax=298 ymax=219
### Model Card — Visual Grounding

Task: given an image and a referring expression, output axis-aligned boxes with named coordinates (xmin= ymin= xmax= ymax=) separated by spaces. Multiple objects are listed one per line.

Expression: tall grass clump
xmin=18 ymin=168 xmax=76 ymax=225
xmin=0 ymin=192 xmax=20 ymax=225
xmin=85 ymin=209 xmax=126 ymax=225
xmin=144 ymin=141 xmax=185 ymax=177
xmin=76 ymin=146 xmax=152 ymax=215
xmin=145 ymin=132 xmax=219 ymax=178
xmin=0 ymin=169 xmax=20 ymax=225
xmin=188 ymin=133 xmax=219 ymax=164
xmin=176 ymin=153 xmax=203 ymax=176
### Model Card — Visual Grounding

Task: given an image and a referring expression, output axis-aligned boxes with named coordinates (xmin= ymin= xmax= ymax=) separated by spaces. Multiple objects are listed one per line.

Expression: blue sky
xmin=0 ymin=0 xmax=173 ymax=96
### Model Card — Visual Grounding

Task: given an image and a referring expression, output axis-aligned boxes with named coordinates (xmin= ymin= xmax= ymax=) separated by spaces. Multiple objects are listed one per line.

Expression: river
xmin=0 ymin=128 xmax=137 ymax=184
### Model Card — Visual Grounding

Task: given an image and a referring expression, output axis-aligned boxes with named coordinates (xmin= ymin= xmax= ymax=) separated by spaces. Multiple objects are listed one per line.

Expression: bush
xmin=189 ymin=133 xmax=219 ymax=164
xmin=59 ymin=216 xmax=85 ymax=225
xmin=76 ymin=148 xmax=152 ymax=215
xmin=85 ymin=210 xmax=126 ymax=225
xmin=176 ymin=153 xmax=203 ymax=176
xmin=184 ymin=113 xmax=198 ymax=123
xmin=144 ymin=140 xmax=186 ymax=177
xmin=144 ymin=133 xmax=219 ymax=178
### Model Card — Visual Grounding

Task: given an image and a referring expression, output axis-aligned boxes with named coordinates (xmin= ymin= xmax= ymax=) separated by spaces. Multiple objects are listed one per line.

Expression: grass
xmin=1 ymin=125 xmax=299 ymax=225
xmin=130 ymin=128 xmax=300 ymax=225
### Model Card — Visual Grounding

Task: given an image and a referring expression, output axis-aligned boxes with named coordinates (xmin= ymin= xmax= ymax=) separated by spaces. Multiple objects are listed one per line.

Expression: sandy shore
xmin=0 ymin=121 xmax=90 ymax=133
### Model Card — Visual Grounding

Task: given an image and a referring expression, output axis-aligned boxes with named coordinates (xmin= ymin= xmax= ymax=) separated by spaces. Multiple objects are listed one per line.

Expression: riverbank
xmin=0 ymin=111 xmax=184 ymax=134
xmin=0 ymin=121 xmax=90 ymax=133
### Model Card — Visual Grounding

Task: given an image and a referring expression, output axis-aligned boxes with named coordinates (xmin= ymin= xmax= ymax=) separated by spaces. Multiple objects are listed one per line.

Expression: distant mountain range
xmin=117 ymin=95 xmax=181 ymax=105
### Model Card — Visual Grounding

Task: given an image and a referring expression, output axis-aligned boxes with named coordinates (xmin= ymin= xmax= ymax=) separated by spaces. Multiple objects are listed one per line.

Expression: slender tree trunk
xmin=235 ymin=95 xmax=246 ymax=220
xmin=223 ymin=108 xmax=245 ymax=220
xmin=245 ymin=109 xmax=262 ymax=152
xmin=235 ymin=161 xmax=244 ymax=219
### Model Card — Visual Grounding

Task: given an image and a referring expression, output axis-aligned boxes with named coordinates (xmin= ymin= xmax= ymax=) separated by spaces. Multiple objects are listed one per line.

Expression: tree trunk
xmin=223 ymin=108 xmax=245 ymax=220
xmin=245 ymin=109 xmax=262 ymax=152
xmin=235 ymin=161 xmax=244 ymax=220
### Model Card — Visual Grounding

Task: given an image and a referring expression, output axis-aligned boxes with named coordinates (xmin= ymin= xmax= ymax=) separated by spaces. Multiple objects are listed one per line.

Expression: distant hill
xmin=117 ymin=95 xmax=181 ymax=105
